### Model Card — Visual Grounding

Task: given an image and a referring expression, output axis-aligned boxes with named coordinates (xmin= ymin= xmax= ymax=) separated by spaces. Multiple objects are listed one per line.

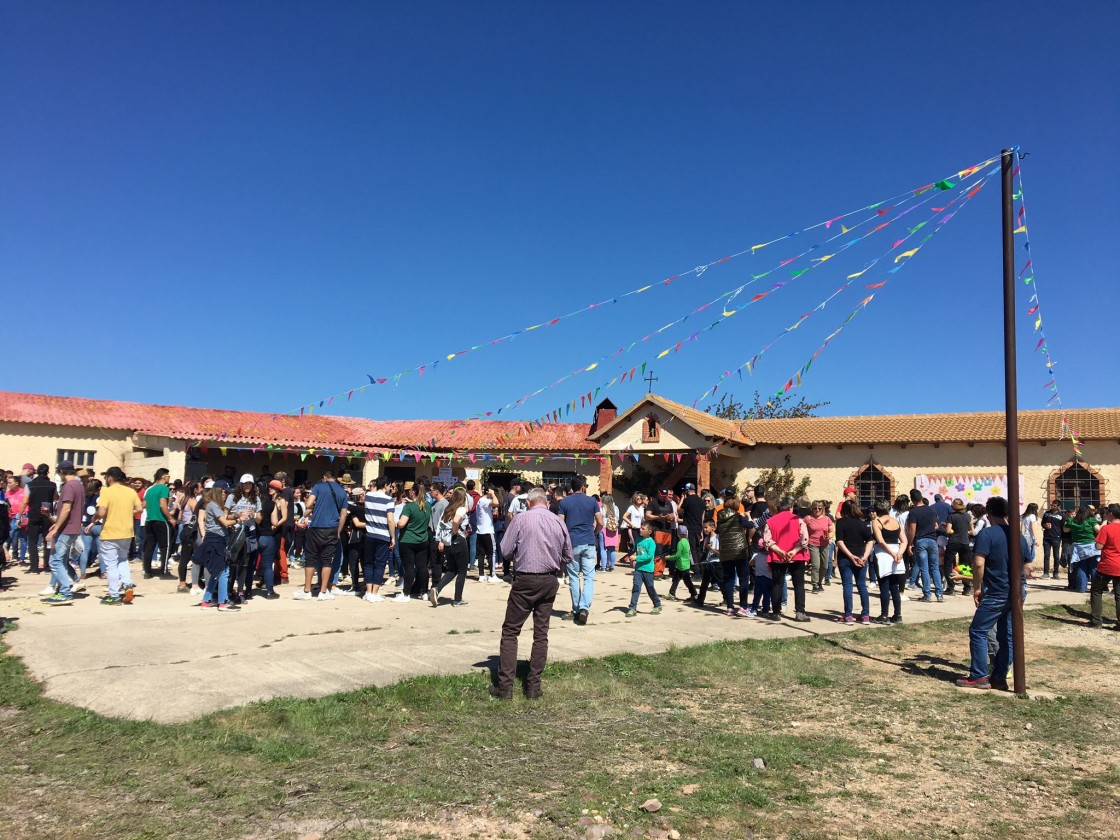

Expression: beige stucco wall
xmin=718 ymin=440 xmax=1119 ymax=507
xmin=0 ymin=422 xmax=133 ymax=474
xmin=599 ymin=411 xmax=728 ymax=453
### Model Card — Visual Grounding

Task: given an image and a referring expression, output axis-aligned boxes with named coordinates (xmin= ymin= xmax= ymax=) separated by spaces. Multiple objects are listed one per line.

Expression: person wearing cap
xmin=225 ymin=474 xmax=263 ymax=603
xmin=141 ymin=469 xmax=177 ymax=579
xmin=87 ymin=467 xmax=141 ymax=604
xmin=40 ymin=460 xmax=85 ymax=605
xmin=678 ymin=483 xmax=705 ymax=563
xmin=20 ymin=463 xmax=35 ymax=489
xmin=644 ymin=489 xmax=676 ymax=577
xmin=843 ymin=486 xmax=858 ymax=503
xmin=25 ymin=464 xmax=57 ymax=575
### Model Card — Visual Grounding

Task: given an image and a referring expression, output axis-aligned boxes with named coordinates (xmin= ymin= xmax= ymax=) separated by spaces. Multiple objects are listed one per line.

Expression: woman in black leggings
xmin=429 ymin=487 xmax=470 ymax=607
xmin=871 ymin=499 xmax=908 ymax=625
xmin=396 ymin=486 xmax=431 ymax=600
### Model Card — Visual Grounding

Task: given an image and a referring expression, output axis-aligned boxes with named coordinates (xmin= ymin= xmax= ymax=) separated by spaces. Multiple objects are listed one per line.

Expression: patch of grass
xmin=0 ymin=608 xmax=1117 ymax=840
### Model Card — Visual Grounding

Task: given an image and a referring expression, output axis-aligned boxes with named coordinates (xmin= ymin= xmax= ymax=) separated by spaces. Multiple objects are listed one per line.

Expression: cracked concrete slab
xmin=0 ymin=565 xmax=1085 ymax=723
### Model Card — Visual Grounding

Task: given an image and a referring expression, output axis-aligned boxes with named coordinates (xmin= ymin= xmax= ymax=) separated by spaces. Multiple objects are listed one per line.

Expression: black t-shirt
xmin=908 ymin=504 xmax=939 ymax=541
xmin=1041 ymin=510 xmax=1064 ymax=544
xmin=646 ymin=497 xmax=674 ymax=533
xmin=258 ymin=494 xmax=275 ymax=536
xmin=750 ymin=500 xmax=769 ymax=519
xmin=835 ymin=516 xmax=871 ymax=557
xmin=947 ymin=512 xmax=971 ymax=546
xmin=26 ymin=476 xmax=57 ymax=519
xmin=281 ymin=487 xmax=295 ymax=526
xmin=679 ymin=495 xmax=705 ymax=538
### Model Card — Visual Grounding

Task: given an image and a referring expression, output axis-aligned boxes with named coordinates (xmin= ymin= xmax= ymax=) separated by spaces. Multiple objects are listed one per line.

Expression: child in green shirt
xmin=667 ymin=525 xmax=698 ymax=601
xmin=627 ymin=523 xmax=663 ymax=617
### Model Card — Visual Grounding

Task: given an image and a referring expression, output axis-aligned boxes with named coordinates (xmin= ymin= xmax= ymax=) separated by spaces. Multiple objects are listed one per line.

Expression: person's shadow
xmin=472 ymin=654 xmax=532 ymax=693
xmin=1039 ymin=603 xmax=1092 ymax=626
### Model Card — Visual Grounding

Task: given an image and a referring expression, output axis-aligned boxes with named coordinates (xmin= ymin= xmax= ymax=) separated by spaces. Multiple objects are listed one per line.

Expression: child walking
xmin=626 ymin=523 xmax=663 ymax=617
xmin=667 ymin=525 xmax=698 ymax=601
xmin=747 ymin=545 xmax=772 ymax=617
xmin=695 ymin=519 xmax=723 ymax=607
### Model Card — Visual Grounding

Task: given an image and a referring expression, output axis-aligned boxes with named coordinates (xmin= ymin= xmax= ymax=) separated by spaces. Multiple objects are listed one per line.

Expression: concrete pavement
xmin=0 ymin=563 xmax=1086 ymax=723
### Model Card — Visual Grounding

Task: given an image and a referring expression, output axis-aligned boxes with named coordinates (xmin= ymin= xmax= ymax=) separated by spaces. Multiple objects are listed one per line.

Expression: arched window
xmin=848 ymin=462 xmax=895 ymax=513
xmin=1050 ymin=460 xmax=1104 ymax=511
xmin=641 ymin=412 xmax=661 ymax=443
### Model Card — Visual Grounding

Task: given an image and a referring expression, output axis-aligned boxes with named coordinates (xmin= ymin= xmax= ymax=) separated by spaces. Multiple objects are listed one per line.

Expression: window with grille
xmin=57 ymin=449 xmax=96 ymax=468
xmin=852 ymin=463 xmax=893 ymax=512
xmin=541 ymin=472 xmax=578 ymax=491
xmin=1052 ymin=462 xmax=1101 ymax=511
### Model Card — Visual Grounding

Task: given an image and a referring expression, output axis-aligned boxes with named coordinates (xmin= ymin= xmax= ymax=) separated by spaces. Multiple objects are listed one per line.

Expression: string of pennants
xmin=282 ymin=155 xmax=1000 ymax=421
xmin=1011 ymin=151 xmax=1081 ymax=457
xmin=419 ymin=159 xmax=1000 ymax=450
xmin=191 ymin=440 xmax=611 ymax=466
xmin=683 ymin=163 xmax=998 ymax=420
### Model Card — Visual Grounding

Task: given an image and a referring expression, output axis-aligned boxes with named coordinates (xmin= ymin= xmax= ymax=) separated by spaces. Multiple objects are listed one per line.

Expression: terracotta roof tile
xmin=590 ymin=394 xmax=1119 ymax=447
xmin=0 ymin=391 xmax=596 ymax=453
xmin=738 ymin=407 xmax=1120 ymax=446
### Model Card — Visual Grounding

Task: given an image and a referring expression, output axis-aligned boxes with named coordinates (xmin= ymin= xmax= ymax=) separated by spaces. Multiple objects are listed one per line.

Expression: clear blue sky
xmin=4 ymin=1 xmax=1117 ymax=422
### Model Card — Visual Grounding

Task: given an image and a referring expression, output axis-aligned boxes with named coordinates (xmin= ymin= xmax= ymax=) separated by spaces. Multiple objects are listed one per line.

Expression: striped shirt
xmin=364 ymin=491 xmax=394 ymax=540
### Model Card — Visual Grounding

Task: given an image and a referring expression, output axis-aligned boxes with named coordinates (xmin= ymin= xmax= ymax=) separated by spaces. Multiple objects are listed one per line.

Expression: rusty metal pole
xmin=1002 ymin=147 xmax=1027 ymax=695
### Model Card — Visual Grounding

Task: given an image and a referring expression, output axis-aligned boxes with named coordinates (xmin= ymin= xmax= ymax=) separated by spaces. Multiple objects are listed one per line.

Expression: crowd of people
xmin=0 ymin=460 xmax=1117 ymax=639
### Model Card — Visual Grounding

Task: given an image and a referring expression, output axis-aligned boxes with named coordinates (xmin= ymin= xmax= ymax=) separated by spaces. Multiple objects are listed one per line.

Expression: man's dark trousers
xmin=497 ymin=573 xmax=560 ymax=696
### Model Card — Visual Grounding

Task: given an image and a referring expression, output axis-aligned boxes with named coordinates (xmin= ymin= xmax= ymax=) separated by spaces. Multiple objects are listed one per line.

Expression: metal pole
xmin=1002 ymin=147 xmax=1027 ymax=695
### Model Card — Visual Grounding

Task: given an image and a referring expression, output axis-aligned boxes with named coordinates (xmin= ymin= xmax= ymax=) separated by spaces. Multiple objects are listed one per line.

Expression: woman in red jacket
xmin=762 ymin=495 xmax=811 ymax=622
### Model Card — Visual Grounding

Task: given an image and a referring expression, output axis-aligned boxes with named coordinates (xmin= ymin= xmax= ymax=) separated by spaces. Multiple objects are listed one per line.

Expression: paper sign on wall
xmin=438 ymin=467 xmax=453 ymax=486
xmin=465 ymin=468 xmax=481 ymax=481
xmin=914 ymin=474 xmax=1026 ymax=510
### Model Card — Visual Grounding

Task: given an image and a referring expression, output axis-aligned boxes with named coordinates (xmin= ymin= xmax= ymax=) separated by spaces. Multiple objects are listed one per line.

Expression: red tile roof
xmin=590 ymin=394 xmax=1120 ymax=447
xmin=0 ymin=391 xmax=597 ymax=453
xmin=739 ymin=407 xmax=1120 ymax=446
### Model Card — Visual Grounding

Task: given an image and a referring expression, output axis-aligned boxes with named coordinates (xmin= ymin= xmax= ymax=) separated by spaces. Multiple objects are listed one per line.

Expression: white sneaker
xmin=190 ymin=586 xmax=204 ymax=596
xmin=391 ymin=593 xmax=409 ymax=602
xmin=293 ymin=590 xmax=314 ymax=600
xmin=317 ymin=590 xmax=335 ymax=601
xmin=363 ymin=593 xmax=384 ymax=603
xmin=39 ymin=585 xmax=56 ymax=596
xmin=71 ymin=580 xmax=86 ymax=593
xmin=491 ymin=575 xmax=502 ymax=583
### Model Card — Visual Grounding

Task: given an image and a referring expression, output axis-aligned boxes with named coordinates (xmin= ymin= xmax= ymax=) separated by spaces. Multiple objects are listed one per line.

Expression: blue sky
xmin=4 ymin=1 xmax=1118 ymax=422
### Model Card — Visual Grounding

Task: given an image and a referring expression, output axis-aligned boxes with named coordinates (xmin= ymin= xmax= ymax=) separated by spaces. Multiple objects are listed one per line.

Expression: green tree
xmin=753 ymin=454 xmax=811 ymax=503
xmin=709 ymin=390 xmax=829 ymax=420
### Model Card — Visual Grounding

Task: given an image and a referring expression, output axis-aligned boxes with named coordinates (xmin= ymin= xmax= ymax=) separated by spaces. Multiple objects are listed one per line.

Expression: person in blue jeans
xmin=834 ymin=499 xmax=873 ymax=623
xmin=626 ymin=523 xmax=663 ymax=617
xmin=957 ymin=496 xmax=1032 ymax=690
xmin=906 ymin=490 xmax=944 ymax=602
xmin=557 ymin=476 xmax=603 ymax=626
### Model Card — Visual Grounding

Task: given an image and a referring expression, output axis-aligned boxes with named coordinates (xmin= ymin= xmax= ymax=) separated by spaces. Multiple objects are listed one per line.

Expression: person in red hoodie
xmin=762 ymin=495 xmax=811 ymax=622
xmin=1091 ymin=503 xmax=1120 ymax=629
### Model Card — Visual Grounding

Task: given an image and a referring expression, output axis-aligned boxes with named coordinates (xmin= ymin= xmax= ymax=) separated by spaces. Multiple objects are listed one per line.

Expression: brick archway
xmin=1048 ymin=458 xmax=1106 ymax=509
xmin=846 ymin=460 xmax=896 ymax=511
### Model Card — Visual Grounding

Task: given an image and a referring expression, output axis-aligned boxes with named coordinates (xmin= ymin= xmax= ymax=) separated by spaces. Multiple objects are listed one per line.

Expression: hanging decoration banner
xmin=424 ymin=167 xmax=996 ymax=450
xmin=689 ymin=165 xmax=997 ymax=413
xmin=1012 ymin=151 xmax=1079 ymax=456
xmin=281 ymin=155 xmax=999 ymax=419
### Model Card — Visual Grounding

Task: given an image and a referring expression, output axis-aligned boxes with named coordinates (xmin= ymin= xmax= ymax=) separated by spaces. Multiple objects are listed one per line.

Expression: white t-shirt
xmin=475 ymin=497 xmax=495 ymax=535
xmin=624 ymin=505 xmax=644 ymax=530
